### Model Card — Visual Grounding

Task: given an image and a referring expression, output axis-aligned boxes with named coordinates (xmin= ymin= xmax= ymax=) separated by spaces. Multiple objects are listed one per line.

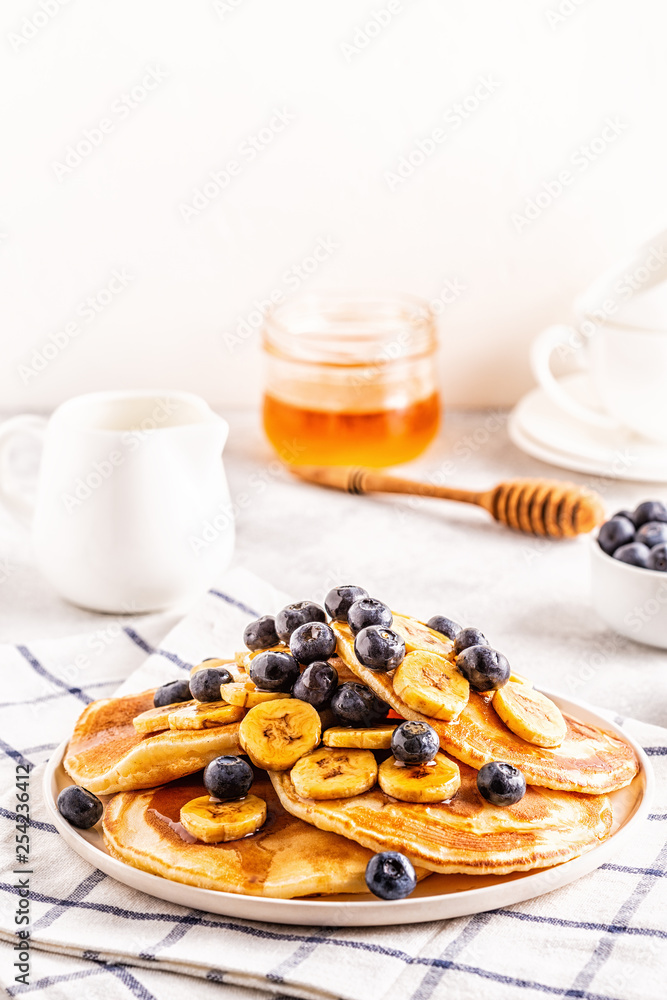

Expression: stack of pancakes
xmin=63 ymin=614 xmax=638 ymax=899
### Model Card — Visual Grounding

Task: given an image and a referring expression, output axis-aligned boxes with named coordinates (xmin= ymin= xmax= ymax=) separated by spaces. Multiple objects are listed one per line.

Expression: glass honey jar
xmin=262 ymin=294 xmax=440 ymax=467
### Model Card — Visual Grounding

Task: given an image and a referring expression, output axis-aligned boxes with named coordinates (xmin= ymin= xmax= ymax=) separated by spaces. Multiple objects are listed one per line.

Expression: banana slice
xmin=322 ymin=724 xmax=398 ymax=750
xmin=235 ymin=644 xmax=289 ymax=670
xmin=219 ymin=682 xmax=290 ymax=708
xmin=509 ymin=672 xmax=532 ymax=687
xmin=290 ymin=747 xmax=378 ymax=799
xmin=167 ymin=701 xmax=243 ymax=730
xmin=190 ymin=657 xmax=235 ymax=677
xmin=180 ymin=794 xmax=266 ymax=843
xmin=493 ymin=681 xmax=566 ymax=747
xmin=391 ymin=614 xmax=455 ymax=657
xmin=239 ymin=699 xmax=321 ymax=770
xmin=133 ymin=702 xmax=190 ymax=734
xmin=378 ymin=752 xmax=461 ymax=803
xmin=392 ymin=650 xmax=469 ymax=721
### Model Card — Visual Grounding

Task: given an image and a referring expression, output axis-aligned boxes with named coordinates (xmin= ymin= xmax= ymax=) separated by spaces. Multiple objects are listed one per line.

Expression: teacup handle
xmin=0 ymin=415 xmax=48 ymax=528
xmin=530 ymin=325 xmax=620 ymax=430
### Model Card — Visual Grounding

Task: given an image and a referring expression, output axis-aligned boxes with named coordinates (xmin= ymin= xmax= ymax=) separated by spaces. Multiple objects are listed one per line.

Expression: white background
xmin=1 ymin=0 xmax=665 ymax=413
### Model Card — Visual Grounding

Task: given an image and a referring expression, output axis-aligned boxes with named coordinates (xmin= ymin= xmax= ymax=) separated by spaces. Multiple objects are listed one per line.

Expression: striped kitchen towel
xmin=1 ymin=567 xmax=666 ymax=1000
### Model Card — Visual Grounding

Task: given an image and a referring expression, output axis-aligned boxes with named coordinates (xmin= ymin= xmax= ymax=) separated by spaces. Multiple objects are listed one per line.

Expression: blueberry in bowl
xmin=591 ymin=499 xmax=667 ymax=648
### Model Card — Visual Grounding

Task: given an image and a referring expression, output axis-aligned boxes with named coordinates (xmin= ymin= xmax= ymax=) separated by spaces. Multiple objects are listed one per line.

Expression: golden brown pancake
xmin=64 ymin=691 xmax=242 ymax=795
xmin=104 ymin=772 xmax=397 ymax=898
xmin=271 ymin=761 xmax=613 ymax=875
xmin=334 ymin=623 xmax=638 ymax=794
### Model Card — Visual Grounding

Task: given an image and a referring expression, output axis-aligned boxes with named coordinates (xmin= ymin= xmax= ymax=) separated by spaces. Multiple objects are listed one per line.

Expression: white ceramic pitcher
xmin=0 ymin=390 xmax=235 ymax=613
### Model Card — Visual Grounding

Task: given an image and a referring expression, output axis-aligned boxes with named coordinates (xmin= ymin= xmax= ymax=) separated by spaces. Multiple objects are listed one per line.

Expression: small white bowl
xmin=590 ymin=536 xmax=667 ymax=648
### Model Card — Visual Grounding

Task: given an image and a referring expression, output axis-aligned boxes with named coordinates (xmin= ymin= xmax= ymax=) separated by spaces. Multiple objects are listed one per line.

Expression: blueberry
xmin=453 ymin=627 xmax=489 ymax=656
xmin=613 ymin=542 xmax=650 ymax=568
xmin=190 ymin=666 xmax=232 ymax=702
xmin=153 ymin=679 xmax=191 ymax=708
xmin=354 ymin=625 xmax=405 ymax=672
xmin=365 ymin=852 xmax=417 ymax=900
xmin=347 ymin=598 xmax=392 ymax=635
xmin=250 ymin=650 xmax=300 ymax=692
xmin=633 ymin=500 xmax=667 ymax=527
xmin=331 ymin=682 xmax=389 ymax=726
xmin=636 ymin=521 xmax=667 ymax=549
xmin=57 ymin=786 xmax=103 ymax=829
xmin=325 ymin=585 xmax=369 ymax=622
xmin=477 ymin=761 xmax=526 ymax=807
xmin=456 ymin=645 xmax=510 ymax=691
xmin=243 ymin=615 xmax=280 ymax=651
xmin=275 ymin=601 xmax=326 ymax=642
xmin=597 ymin=516 xmax=636 ymax=556
xmin=612 ymin=509 xmax=636 ymax=526
xmin=290 ymin=621 xmax=337 ymax=664
xmin=203 ymin=755 xmax=253 ymax=801
xmin=391 ymin=720 xmax=439 ymax=764
xmin=292 ymin=660 xmax=338 ymax=708
xmin=426 ymin=615 xmax=461 ymax=640
xmin=649 ymin=544 xmax=667 ymax=571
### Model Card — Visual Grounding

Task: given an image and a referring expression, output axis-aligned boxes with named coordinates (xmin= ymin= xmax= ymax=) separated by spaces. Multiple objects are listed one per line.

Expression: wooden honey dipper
xmin=289 ymin=465 xmax=605 ymax=538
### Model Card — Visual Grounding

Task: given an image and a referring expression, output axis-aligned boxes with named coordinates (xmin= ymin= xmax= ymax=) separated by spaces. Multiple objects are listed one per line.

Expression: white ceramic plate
xmin=43 ymin=691 xmax=652 ymax=928
xmin=509 ymin=374 xmax=667 ymax=482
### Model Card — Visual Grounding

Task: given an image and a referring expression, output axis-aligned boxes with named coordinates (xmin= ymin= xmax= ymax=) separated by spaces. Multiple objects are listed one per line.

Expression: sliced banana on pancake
xmin=390 ymin=614 xmax=455 ymax=657
xmin=509 ymin=672 xmax=532 ymax=687
xmin=493 ymin=682 xmax=567 ymax=748
xmin=322 ymin=724 xmax=398 ymax=750
xmin=168 ymin=701 xmax=244 ymax=731
xmin=291 ymin=747 xmax=378 ymax=799
xmin=133 ymin=703 xmax=180 ymax=734
xmin=378 ymin=753 xmax=460 ymax=803
xmin=239 ymin=699 xmax=321 ymax=770
xmin=219 ymin=682 xmax=289 ymax=708
xmin=180 ymin=793 xmax=267 ymax=843
xmin=392 ymin=650 xmax=469 ymax=721
xmin=235 ymin=644 xmax=289 ymax=670
xmin=190 ymin=657 xmax=235 ymax=677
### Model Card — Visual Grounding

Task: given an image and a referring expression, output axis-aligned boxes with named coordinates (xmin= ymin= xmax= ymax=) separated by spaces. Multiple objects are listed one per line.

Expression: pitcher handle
xmin=0 ymin=415 xmax=48 ymax=528
xmin=530 ymin=325 xmax=619 ymax=430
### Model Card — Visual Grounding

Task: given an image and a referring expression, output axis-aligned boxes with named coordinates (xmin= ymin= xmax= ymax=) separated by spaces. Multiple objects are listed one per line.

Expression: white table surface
xmin=1 ymin=408 xmax=665 ymax=726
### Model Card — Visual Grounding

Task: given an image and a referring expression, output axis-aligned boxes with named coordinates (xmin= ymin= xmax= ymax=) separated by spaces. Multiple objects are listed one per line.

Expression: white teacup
xmin=0 ymin=390 xmax=235 ymax=613
xmin=531 ymin=231 xmax=667 ymax=445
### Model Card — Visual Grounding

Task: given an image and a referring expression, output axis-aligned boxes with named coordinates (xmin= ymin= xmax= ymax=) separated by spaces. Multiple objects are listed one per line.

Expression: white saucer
xmin=43 ymin=691 xmax=651 ymax=928
xmin=509 ymin=374 xmax=667 ymax=482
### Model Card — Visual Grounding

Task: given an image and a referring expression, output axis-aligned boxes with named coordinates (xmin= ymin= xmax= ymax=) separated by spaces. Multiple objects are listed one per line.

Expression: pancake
xmin=64 ymin=690 xmax=242 ymax=795
xmin=333 ymin=624 xmax=638 ymax=794
xmin=104 ymin=772 xmax=397 ymax=898
xmin=271 ymin=761 xmax=613 ymax=875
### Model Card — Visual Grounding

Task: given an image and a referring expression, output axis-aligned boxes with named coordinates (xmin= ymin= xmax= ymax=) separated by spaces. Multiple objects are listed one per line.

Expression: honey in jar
xmin=262 ymin=295 xmax=440 ymax=467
